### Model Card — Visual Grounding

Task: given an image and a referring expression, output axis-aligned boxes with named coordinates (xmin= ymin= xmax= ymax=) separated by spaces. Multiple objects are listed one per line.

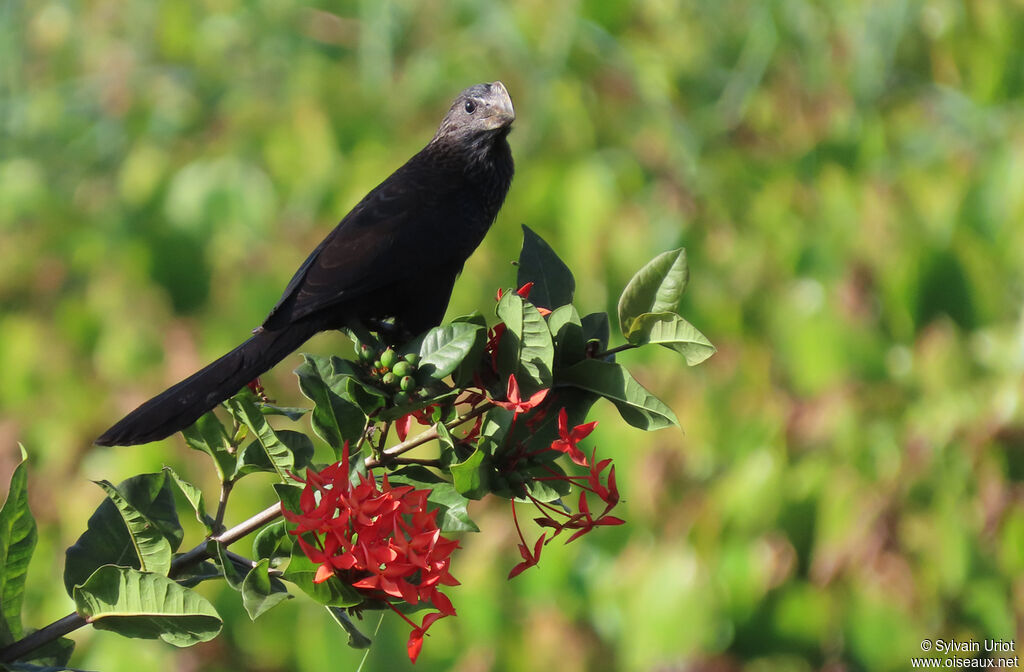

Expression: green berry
xmin=403 ymin=353 xmax=420 ymax=367
xmin=400 ymin=375 xmax=415 ymax=392
xmin=380 ymin=348 xmax=397 ymax=369
xmin=373 ymin=359 xmax=383 ymax=370
xmin=382 ymin=372 xmax=397 ymax=386
xmin=393 ymin=391 xmax=410 ymax=405
xmin=392 ymin=361 xmax=412 ymax=378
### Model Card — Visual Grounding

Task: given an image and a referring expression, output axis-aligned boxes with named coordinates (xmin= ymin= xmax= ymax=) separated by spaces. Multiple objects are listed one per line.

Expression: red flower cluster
xmin=282 ymin=444 xmax=459 ymax=663
xmin=507 ymin=413 xmax=624 ymax=579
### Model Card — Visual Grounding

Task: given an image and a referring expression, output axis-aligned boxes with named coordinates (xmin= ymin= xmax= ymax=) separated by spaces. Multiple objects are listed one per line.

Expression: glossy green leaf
xmin=241 ymin=559 xmax=292 ymax=620
xmin=253 ymin=520 xmax=292 ymax=570
xmin=559 ymin=359 xmax=679 ymax=430
xmin=547 ymin=304 xmax=586 ymax=370
xmin=93 ymin=480 xmax=173 ymax=577
xmin=413 ymin=322 xmax=486 ymax=382
xmin=236 ymin=430 xmax=313 ymax=477
xmin=625 ymin=311 xmax=716 ymax=365
xmin=617 ymin=248 xmax=689 ymax=336
xmin=258 ymin=404 xmax=309 ymax=421
xmin=450 ymin=448 xmax=489 ymax=500
xmin=496 ymin=292 xmax=554 ymax=393
xmin=73 ymin=566 xmax=221 ymax=647
xmin=581 ymin=312 xmax=610 ymax=352
xmin=225 ymin=394 xmax=295 ymax=481
xmin=426 ymin=482 xmax=479 ymax=533
xmin=517 ymin=224 xmax=575 ymax=310
xmin=64 ymin=473 xmax=182 ymax=596
xmin=294 ymin=354 xmax=368 ymax=456
xmin=0 ymin=446 xmax=36 ymax=646
xmin=163 ymin=467 xmax=213 ymax=530
xmin=181 ymin=412 xmax=236 ymax=482
xmin=209 ymin=541 xmax=247 ymax=591
xmin=450 ymin=312 xmax=489 ymax=386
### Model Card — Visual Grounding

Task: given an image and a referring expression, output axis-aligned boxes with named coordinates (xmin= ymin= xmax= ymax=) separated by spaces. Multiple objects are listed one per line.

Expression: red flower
xmin=502 ymin=414 xmax=624 ymax=578
xmin=491 ymin=374 xmax=548 ymax=419
xmin=282 ymin=443 xmax=460 ymax=663
xmin=550 ymin=408 xmax=598 ymax=466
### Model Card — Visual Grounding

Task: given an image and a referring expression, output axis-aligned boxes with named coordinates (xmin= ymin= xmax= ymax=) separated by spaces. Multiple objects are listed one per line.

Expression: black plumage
xmin=96 ymin=81 xmax=515 ymax=446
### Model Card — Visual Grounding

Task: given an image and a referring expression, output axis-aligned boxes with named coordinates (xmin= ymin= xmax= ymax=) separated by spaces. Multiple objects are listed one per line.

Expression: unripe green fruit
xmin=403 ymin=353 xmax=420 ymax=367
xmin=358 ymin=344 xmax=374 ymax=362
xmin=400 ymin=375 xmax=415 ymax=392
xmin=380 ymin=348 xmax=397 ymax=369
xmin=373 ymin=359 xmax=383 ymax=370
xmin=393 ymin=391 xmax=410 ymax=405
xmin=392 ymin=361 xmax=412 ymax=378
xmin=382 ymin=372 xmax=397 ymax=386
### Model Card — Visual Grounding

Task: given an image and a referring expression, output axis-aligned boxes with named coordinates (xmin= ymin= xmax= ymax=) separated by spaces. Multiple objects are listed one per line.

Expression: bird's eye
xmin=464 ymin=100 xmax=477 ymax=114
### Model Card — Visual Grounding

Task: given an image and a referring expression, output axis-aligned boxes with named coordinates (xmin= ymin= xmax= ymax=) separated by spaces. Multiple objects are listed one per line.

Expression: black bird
xmin=97 ymin=81 xmax=515 ymax=446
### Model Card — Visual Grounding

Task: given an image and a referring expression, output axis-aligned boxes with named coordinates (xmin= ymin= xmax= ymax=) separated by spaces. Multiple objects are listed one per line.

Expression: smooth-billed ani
xmin=96 ymin=81 xmax=515 ymax=446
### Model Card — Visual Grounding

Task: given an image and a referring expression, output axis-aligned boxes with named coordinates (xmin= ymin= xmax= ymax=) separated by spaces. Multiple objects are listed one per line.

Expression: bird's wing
xmin=263 ymin=158 xmax=463 ymax=328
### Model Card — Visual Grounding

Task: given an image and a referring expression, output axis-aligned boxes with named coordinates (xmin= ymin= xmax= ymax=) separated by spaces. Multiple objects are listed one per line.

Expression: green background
xmin=2 ymin=0 xmax=1023 ymax=670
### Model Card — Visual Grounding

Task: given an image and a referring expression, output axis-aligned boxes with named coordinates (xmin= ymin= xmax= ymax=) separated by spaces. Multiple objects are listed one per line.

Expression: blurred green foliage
xmin=2 ymin=0 xmax=1023 ymax=670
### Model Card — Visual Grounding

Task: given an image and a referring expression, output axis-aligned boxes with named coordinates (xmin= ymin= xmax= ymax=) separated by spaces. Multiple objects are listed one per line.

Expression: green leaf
xmin=236 ymin=430 xmax=314 ymax=477
xmin=559 ymin=359 xmax=679 ymax=430
xmin=0 ymin=446 xmax=37 ymax=646
xmin=476 ymin=407 xmax=514 ymax=459
xmin=209 ymin=541 xmax=247 ymax=591
xmin=523 ymin=461 xmax=573 ymax=502
xmin=344 ymin=377 xmax=387 ymax=417
xmin=517 ymin=224 xmax=575 ymax=310
xmin=274 ymin=483 xmax=304 ymax=517
xmin=496 ymin=292 xmax=554 ymax=393
xmin=581 ymin=312 xmax=610 ymax=351
xmin=426 ymin=482 xmax=479 ymax=533
xmin=181 ymin=412 xmax=236 ymax=482
xmin=93 ymin=480 xmax=173 ymax=577
xmin=547 ymin=304 xmax=586 ymax=371
xmin=450 ymin=448 xmax=489 ymax=500
xmin=326 ymin=606 xmax=372 ymax=649
xmin=625 ymin=311 xmax=716 ymax=365
xmin=450 ymin=313 xmax=489 ymax=387
xmin=294 ymin=354 xmax=368 ymax=457
xmin=64 ymin=473 xmax=182 ymax=596
xmin=163 ymin=467 xmax=213 ymax=530
xmin=617 ymin=248 xmax=689 ymax=336
xmin=73 ymin=566 xmax=221 ymax=647
xmin=241 ymin=559 xmax=292 ymax=620
xmin=252 ymin=520 xmax=292 ymax=570
xmin=412 ymin=322 xmax=486 ymax=382
xmin=173 ymin=561 xmax=221 ymax=589
xmin=225 ymin=394 xmax=295 ymax=481
xmin=258 ymin=404 xmax=310 ymax=421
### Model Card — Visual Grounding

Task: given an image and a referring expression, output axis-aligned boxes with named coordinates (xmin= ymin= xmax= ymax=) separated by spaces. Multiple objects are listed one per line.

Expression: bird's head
xmin=432 ymin=81 xmax=516 ymax=152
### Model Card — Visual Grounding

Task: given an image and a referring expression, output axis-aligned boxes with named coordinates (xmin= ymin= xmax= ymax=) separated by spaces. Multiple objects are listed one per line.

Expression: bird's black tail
xmin=95 ymin=323 xmax=319 ymax=446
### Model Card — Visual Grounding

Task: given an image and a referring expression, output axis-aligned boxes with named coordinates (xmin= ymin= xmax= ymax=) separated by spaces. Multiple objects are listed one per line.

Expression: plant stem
xmin=212 ymin=479 xmax=234 ymax=533
xmin=364 ymin=404 xmax=488 ymax=468
xmin=592 ymin=343 xmax=637 ymax=359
